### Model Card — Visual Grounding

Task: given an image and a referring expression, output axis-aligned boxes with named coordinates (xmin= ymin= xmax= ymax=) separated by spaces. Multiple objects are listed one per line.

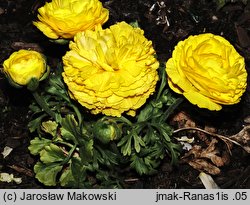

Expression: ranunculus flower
xmin=3 ymin=49 xmax=49 ymax=88
xmin=33 ymin=0 xmax=109 ymax=39
xmin=166 ymin=33 xmax=247 ymax=111
xmin=62 ymin=21 xmax=159 ymax=117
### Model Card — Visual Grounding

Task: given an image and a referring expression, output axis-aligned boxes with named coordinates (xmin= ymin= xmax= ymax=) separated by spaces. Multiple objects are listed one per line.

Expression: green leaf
xmin=160 ymin=124 xmax=173 ymax=142
xmin=61 ymin=114 xmax=80 ymax=144
xmin=28 ymin=137 xmax=51 ymax=155
xmin=144 ymin=156 xmax=159 ymax=170
xmin=160 ymin=89 xmax=176 ymax=105
xmin=133 ymin=132 xmax=145 ymax=153
xmin=40 ymin=143 xmax=66 ymax=163
xmin=118 ymin=130 xmax=145 ymax=156
xmin=59 ymin=167 xmax=75 ymax=187
xmin=129 ymin=21 xmax=139 ymax=28
xmin=78 ymin=139 xmax=94 ymax=164
xmin=130 ymin=155 xmax=157 ymax=175
xmin=118 ymin=134 xmax=132 ymax=156
xmin=34 ymin=162 xmax=63 ymax=186
xmin=96 ymin=170 xmax=110 ymax=182
xmin=49 ymin=38 xmax=69 ymax=45
xmin=144 ymin=126 xmax=158 ymax=144
xmin=28 ymin=114 xmax=47 ymax=133
xmin=213 ymin=0 xmax=226 ymax=10
xmin=29 ymin=103 xmax=42 ymax=113
xmin=71 ymin=157 xmax=87 ymax=188
xmin=60 ymin=127 xmax=76 ymax=142
xmin=40 ymin=64 xmax=50 ymax=82
xmin=156 ymin=62 xmax=167 ymax=101
xmin=149 ymin=143 xmax=165 ymax=159
xmin=139 ymin=143 xmax=165 ymax=159
xmin=27 ymin=77 xmax=39 ymax=92
xmin=159 ymin=97 xmax=183 ymax=122
xmin=137 ymin=104 xmax=153 ymax=122
xmin=46 ymin=75 xmax=69 ymax=101
xmin=41 ymin=120 xmax=58 ymax=136
xmin=95 ymin=146 xmax=119 ymax=166
xmin=165 ymin=142 xmax=181 ymax=164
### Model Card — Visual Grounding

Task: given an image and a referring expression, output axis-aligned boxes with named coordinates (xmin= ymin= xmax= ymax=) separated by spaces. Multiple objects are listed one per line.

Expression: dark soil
xmin=0 ymin=0 xmax=250 ymax=189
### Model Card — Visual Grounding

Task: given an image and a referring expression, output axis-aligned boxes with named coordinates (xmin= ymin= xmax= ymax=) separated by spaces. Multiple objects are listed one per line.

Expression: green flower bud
xmin=93 ymin=119 xmax=121 ymax=144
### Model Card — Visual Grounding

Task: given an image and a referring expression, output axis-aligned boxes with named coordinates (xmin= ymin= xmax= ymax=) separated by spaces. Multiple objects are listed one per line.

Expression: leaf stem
xmin=61 ymin=144 xmax=77 ymax=165
xmin=116 ymin=116 xmax=133 ymax=126
xmin=159 ymin=98 xmax=183 ymax=122
xmin=32 ymin=91 xmax=56 ymax=120
xmin=55 ymin=140 xmax=74 ymax=149
xmin=70 ymin=103 xmax=83 ymax=125
xmin=156 ymin=64 xmax=167 ymax=101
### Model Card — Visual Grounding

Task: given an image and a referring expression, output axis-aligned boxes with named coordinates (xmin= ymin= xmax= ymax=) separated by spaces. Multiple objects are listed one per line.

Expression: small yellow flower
xmin=62 ymin=21 xmax=159 ymax=117
xmin=3 ymin=49 xmax=48 ymax=87
xmin=33 ymin=0 xmax=109 ymax=39
xmin=166 ymin=33 xmax=247 ymax=110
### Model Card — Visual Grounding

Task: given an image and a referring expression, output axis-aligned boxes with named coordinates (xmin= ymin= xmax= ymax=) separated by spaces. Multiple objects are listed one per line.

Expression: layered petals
xmin=62 ymin=21 xmax=159 ymax=117
xmin=33 ymin=0 xmax=109 ymax=39
xmin=166 ymin=33 xmax=247 ymax=110
xmin=3 ymin=49 xmax=48 ymax=87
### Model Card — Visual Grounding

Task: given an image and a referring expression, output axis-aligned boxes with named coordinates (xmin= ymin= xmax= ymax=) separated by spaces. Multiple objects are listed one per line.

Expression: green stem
xmin=156 ymin=64 xmax=167 ymax=101
xmin=55 ymin=140 xmax=74 ymax=149
xmin=118 ymin=116 xmax=133 ymax=126
xmin=32 ymin=91 xmax=56 ymax=120
xmin=61 ymin=144 xmax=77 ymax=165
xmin=159 ymin=98 xmax=183 ymax=123
xmin=70 ymin=103 xmax=82 ymax=125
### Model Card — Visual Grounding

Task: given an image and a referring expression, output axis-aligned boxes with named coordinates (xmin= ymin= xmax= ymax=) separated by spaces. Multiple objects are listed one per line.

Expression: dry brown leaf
xmin=204 ymin=125 xmax=217 ymax=133
xmin=170 ymin=111 xmax=196 ymax=128
xmin=199 ymin=138 xmax=226 ymax=167
xmin=181 ymin=138 xmax=230 ymax=175
xmin=198 ymin=126 xmax=217 ymax=146
xmin=181 ymin=145 xmax=202 ymax=159
xmin=174 ymin=118 xmax=249 ymax=176
xmin=229 ymin=125 xmax=250 ymax=153
xmin=244 ymin=116 xmax=250 ymax=124
xmin=188 ymin=159 xmax=221 ymax=175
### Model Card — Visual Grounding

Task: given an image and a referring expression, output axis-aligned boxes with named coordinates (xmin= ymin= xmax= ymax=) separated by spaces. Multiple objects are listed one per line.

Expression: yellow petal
xmin=33 ymin=21 xmax=59 ymax=39
xmin=183 ymin=91 xmax=222 ymax=111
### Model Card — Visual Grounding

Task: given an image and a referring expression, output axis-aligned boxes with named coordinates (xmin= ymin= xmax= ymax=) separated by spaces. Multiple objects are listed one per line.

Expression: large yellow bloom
xmin=166 ymin=33 xmax=247 ymax=110
xmin=62 ymin=21 xmax=159 ymax=117
xmin=33 ymin=0 xmax=109 ymax=39
xmin=3 ymin=49 xmax=48 ymax=87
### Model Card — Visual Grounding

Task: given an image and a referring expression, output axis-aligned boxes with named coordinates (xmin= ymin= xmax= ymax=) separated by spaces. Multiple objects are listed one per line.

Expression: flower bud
xmin=93 ymin=120 xmax=121 ymax=144
xmin=3 ymin=49 xmax=49 ymax=88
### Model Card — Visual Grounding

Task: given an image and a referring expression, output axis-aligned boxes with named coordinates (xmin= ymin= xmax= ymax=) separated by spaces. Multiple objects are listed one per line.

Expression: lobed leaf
xmin=40 ymin=143 xmax=66 ymax=163
xmin=34 ymin=162 xmax=63 ymax=186
xmin=28 ymin=137 xmax=51 ymax=155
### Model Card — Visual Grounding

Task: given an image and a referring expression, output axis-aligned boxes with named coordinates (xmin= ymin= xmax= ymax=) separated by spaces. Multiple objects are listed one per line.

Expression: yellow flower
xmin=33 ymin=0 xmax=109 ymax=39
xmin=3 ymin=49 xmax=48 ymax=87
xmin=166 ymin=33 xmax=247 ymax=110
xmin=62 ymin=21 xmax=159 ymax=117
